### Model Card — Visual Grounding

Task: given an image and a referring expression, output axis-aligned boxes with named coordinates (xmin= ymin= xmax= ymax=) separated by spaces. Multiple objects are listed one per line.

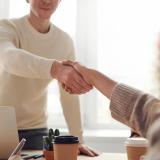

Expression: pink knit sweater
xmin=110 ymin=84 xmax=160 ymax=158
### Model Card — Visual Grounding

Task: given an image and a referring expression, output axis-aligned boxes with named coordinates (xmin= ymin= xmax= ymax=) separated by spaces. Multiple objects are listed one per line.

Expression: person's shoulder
xmin=0 ymin=18 xmax=13 ymax=27
xmin=0 ymin=17 xmax=22 ymax=31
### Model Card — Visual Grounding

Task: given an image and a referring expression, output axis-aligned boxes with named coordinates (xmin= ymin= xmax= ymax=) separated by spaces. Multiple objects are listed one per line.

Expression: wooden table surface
xmin=22 ymin=151 xmax=127 ymax=160
xmin=78 ymin=153 xmax=127 ymax=160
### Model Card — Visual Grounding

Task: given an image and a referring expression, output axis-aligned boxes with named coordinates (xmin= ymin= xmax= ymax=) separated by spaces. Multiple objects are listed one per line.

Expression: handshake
xmin=51 ymin=60 xmax=93 ymax=94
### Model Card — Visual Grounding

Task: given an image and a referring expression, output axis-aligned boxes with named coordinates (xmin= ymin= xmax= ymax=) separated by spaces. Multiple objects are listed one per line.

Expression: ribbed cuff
xmin=110 ymin=83 xmax=142 ymax=126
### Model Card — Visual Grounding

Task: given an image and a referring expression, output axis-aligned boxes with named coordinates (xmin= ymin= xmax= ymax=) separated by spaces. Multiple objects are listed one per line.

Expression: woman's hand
xmin=51 ymin=61 xmax=92 ymax=94
xmin=62 ymin=60 xmax=93 ymax=94
xmin=62 ymin=61 xmax=91 ymax=83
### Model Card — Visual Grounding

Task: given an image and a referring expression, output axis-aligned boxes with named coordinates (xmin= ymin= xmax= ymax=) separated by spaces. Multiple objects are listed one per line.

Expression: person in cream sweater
xmin=0 ymin=0 xmax=98 ymax=156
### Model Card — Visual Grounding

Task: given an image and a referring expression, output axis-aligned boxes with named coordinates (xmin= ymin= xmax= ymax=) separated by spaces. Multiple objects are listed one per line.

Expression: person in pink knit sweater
xmin=62 ymin=61 xmax=160 ymax=160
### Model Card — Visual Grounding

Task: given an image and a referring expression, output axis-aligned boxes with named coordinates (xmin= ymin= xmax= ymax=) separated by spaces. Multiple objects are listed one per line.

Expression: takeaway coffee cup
xmin=53 ymin=135 xmax=79 ymax=160
xmin=125 ymin=137 xmax=149 ymax=160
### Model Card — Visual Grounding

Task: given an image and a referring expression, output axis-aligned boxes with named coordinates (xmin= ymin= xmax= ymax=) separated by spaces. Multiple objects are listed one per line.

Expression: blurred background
xmin=1 ymin=0 xmax=160 ymax=153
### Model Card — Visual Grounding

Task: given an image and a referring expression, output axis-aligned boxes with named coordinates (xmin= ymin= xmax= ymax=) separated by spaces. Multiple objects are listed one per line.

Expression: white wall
xmin=0 ymin=0 xmax=9 ymax=19
xmin=83 ymin=129 xmax=130 ymax=153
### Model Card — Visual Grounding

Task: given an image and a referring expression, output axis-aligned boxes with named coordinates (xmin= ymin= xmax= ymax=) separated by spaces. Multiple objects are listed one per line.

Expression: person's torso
xmin=0 ymin=15 xmax=74 ymax=129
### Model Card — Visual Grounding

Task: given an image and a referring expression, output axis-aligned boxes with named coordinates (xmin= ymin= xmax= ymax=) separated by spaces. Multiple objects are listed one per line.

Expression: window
xmin=95 ymin=0 xmax=160 ymax=128
xmin=8 ymin=0 xmax=160 ymax=130
xmin=75 ymin=0 xmax=160 ymax=129
xmin=0 ymin=0 xmax=9 ymax=19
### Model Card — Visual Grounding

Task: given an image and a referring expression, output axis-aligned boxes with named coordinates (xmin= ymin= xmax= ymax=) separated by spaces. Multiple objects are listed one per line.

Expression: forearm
xmin=80 ymin=67 xmax=117 ymax=99
xmin=0 ymin=41 xmax=54 ymax=79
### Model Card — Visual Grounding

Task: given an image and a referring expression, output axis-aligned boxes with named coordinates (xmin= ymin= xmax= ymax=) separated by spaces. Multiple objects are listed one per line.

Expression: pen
xmin=9 ymin=139 xmax=26 ymax=157
xmin=23 ymin=154 xmax=44 ymax=160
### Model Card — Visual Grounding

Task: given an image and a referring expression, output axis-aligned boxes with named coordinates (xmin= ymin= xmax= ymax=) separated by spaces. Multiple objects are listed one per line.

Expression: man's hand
xmin=51 ymin=61 xmax=92 ymax=94
xmin=61 ymin=60 xmax=93 ymax=94
xmin=62 ymin=60 xmax=91 ymax=84
xmin=78 ymin=144 xmax=99 ymax=157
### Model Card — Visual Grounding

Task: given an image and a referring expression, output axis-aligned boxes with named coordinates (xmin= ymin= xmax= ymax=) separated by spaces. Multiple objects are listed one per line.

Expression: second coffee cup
xmin=125 ymin=137 xmax=148 ymax=160
xmin=53 ymin=135 xmax=79 ymax=160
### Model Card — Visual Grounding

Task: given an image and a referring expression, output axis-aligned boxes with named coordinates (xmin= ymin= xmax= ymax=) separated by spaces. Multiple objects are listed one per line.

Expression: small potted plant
xmin=43 ymin=128 xmax=60 ymax=160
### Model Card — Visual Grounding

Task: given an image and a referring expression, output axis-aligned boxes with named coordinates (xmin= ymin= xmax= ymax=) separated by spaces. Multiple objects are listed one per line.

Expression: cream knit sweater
xmin=0 ymin=15 xmax=83 ymax=142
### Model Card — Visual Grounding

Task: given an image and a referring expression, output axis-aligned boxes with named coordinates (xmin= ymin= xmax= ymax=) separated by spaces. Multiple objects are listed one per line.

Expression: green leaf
xmin=48 ymin=128 xmax=54 ymax=139
xmin=54 ymin=129 xmax=60 ymax=136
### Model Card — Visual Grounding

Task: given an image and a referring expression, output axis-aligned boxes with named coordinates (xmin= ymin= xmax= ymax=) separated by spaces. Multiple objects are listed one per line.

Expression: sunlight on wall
xmin=97 ymin=0 xmax=160 ymax=124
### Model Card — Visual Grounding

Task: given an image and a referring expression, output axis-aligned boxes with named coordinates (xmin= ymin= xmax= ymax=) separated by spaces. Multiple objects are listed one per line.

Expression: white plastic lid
xmin=125 ymin=138 xmax=149 ymax=147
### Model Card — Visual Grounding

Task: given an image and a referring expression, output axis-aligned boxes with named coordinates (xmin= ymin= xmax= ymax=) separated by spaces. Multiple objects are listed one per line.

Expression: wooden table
xmin=78 ymin=153 xmax=127 ymax=160
xmin=22 ymin=151 xmax=127 ymax=160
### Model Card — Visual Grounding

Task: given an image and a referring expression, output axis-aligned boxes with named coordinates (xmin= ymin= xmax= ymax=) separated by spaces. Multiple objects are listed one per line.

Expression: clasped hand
xmin=51 ymin=61 xmax=92 ymax=94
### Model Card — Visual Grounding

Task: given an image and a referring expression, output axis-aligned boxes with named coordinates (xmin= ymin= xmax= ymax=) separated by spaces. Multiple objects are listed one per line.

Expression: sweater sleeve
xmin=110 ymin=84 xmax=160 ymax=137
xmin=58 ymin=41 xmax=83 ymax=143
xmin=0 ymin=22 xmax=54 ymax=79
xmin=59 ymin=84 xmax=83 ymax=143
